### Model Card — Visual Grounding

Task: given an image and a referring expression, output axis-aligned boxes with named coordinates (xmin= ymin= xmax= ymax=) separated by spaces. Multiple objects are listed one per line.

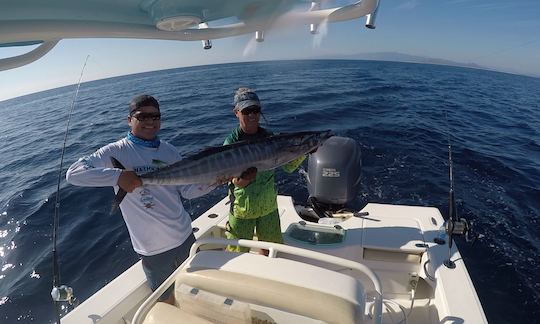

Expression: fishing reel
xmin=445 ymin=217 xmax=469 ymax=240
xmin=51 ymin=285 xmax=78 ymax=306
xmin=446 ymin=217 xmax=478 ymax=243
xmin=443 ymin=217 xmax=478 ymax=269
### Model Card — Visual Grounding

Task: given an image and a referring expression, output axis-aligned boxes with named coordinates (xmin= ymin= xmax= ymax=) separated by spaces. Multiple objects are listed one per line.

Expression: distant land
xmin=319 ymin=52 xmax=539 ymax=78
xmin=340 ymin=52 xmax=483 ymax=69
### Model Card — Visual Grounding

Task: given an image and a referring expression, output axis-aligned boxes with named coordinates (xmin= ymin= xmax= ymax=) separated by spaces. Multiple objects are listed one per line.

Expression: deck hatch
xmin=285 ymin=222 xmax=346 ymax=245
xmin=363 ymin=217 xmax=426 ymax=253
xmin=363 ymin=248 xmax=422 ymax=263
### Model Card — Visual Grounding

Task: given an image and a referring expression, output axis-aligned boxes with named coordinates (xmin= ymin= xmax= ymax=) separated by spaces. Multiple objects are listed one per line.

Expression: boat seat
xmin=143 ymin=302 xmax=213 ymax=324
xmin=175 ymin=250 xmax=366 ymax=324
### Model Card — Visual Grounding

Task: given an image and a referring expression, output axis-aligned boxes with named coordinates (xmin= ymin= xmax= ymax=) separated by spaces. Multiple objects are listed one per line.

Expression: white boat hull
xmin=62 ymin=195 xmax=487 ymax=324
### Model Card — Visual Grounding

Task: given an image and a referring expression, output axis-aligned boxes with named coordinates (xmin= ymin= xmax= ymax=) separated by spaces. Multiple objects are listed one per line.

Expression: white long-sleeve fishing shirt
xmin=66 ymin=137 xmax=214 ymax=256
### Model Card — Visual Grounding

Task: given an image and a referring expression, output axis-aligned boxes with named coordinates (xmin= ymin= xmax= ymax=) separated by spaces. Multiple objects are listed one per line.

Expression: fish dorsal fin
xmin=180 ymin=142 xmax=246 ymax=162
xmin=111 ymin=157 xmax=125 ymax=169
xmin=180 ymin=134 xmax=277 ymax=162
xmin=181 ymin=130 xmax=329 ymax=162
xmin=110 ymin=157 xmax=127 ymax=213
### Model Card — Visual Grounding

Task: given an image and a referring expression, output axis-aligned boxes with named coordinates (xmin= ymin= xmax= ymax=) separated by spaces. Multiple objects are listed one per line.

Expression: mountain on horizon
xmin=324 ymin=52 xmax=540 ymax=78
xmin=330 ymin=51 xmax=485 ymax=71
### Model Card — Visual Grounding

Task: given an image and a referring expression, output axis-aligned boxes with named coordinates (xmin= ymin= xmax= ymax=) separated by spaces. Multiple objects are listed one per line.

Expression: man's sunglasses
xmin=131 ymin=113 xmax=161 ymax=121
xmin=241 ymin=106 xmax=261 ymax=115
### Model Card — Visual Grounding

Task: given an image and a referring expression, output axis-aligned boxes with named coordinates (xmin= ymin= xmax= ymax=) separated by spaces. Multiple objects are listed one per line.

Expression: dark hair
xmin=129 ymin=95 xmax=160 ymax=114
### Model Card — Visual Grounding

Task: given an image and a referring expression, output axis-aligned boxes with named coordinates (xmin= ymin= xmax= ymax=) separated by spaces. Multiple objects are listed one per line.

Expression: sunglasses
xmin=131 ymin=113 xmax=161 ymax=121
xmin=241 ymin=106 xmax=261 ymax=115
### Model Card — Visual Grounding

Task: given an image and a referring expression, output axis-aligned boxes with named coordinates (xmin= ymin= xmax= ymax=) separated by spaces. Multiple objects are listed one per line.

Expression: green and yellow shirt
xmin=223 ymin=127 xmax=305 ymax=219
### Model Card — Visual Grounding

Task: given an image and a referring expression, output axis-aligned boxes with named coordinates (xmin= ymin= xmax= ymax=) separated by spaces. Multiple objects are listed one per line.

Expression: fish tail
xmin=110 ymin=157 xmax=128 ymax=214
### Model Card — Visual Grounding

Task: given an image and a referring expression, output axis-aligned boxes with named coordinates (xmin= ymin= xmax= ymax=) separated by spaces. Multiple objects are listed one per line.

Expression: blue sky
xmin=1 ymin=0 xmax=539 ymax=101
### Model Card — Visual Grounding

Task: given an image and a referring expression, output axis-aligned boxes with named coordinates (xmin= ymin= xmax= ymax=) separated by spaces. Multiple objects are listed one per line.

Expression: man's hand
xmin=232 ymin=167 xmax=257 ymax=188
xmin=117 ymin=171 xmax=142 ymax=192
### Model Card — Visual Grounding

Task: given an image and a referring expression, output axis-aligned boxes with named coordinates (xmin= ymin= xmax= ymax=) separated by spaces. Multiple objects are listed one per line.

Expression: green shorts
xmin=225 ymin=209 xmax=283 ymax=252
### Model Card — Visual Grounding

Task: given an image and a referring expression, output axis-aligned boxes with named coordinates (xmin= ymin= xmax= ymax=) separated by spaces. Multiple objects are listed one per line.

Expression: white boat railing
xmin=132 ymin=238 xmax=383 ymax=324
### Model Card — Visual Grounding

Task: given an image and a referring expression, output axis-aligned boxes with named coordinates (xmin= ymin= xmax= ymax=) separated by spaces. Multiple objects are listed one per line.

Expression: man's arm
xmin=66 ymin=145 xmax=122 ymax=187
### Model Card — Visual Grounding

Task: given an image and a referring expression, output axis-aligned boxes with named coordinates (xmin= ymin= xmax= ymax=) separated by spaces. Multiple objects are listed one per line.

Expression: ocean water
xmin=0 ymin=60 xmax=539 ymax=323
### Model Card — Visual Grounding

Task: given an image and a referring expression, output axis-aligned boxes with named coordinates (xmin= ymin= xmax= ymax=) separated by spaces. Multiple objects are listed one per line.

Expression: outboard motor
xmin=302 ymin=136 xmax=362 ymax=220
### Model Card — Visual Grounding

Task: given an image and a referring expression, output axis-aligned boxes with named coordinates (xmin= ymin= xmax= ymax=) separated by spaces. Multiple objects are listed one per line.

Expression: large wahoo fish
xmin=111 ymin=130 xmax=331 ymax=209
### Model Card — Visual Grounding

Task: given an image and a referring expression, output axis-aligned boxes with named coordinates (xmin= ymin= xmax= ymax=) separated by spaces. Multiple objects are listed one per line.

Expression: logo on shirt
xmin=134 ymin=160 xmax=168 ymax=209
xmin=80 ymin=156 xmax=94 ymax=170
xmin=139 ymin=187 xmax=155 ymax=209
xmin=133 ymin=160 xmax=167 ymax=175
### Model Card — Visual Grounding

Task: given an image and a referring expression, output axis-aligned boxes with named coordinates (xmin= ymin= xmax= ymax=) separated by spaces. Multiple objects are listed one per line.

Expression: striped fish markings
xmin=111 ymin=130 xmax=331 ymax=209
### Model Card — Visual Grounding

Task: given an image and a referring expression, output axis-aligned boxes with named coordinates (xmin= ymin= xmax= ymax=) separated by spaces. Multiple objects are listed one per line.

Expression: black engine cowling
xmin=307 ymin=136 xmax=362 ymax=206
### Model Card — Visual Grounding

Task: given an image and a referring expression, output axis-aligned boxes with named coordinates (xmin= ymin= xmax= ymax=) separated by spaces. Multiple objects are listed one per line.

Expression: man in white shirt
xmin=66 ymin=95 xmax=215 ymax=303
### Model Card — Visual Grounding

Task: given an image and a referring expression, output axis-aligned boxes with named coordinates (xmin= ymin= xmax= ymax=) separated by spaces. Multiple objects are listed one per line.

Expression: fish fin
xmin=110 ymin=157 xmax=127 ymax=214
xmin=111 ymin=157 xmax=125 ymax=169
xmin=111 ymin=190 xmax=127 ymax=214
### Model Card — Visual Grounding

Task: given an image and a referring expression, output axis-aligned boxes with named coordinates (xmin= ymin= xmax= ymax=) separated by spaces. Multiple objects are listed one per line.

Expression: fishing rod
xmin=443 ymin=112 xmax=473 ymax=269
xmin=50 ymin=55 xmax=89 ymax=322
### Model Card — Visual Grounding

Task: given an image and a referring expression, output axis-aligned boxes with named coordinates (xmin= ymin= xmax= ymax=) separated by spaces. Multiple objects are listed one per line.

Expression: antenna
xmin=50 ymin=55 xmax=89 ymax=322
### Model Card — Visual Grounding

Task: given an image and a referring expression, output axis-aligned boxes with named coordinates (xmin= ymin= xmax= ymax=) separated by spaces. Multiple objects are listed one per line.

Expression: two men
xmin=67 ymin=88 xmax=303 ymax=300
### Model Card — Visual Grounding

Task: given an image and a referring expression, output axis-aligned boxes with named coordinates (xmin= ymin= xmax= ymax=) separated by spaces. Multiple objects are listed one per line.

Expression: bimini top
xmin=0 ymin=0 xmax=380 ymax=71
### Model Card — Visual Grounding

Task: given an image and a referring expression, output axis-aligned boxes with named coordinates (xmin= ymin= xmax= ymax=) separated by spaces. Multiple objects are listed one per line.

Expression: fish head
xmin=308 ymin=129 xmax=332 ymax=144
xmin=319 ymin=130 xmax=333 ymax=141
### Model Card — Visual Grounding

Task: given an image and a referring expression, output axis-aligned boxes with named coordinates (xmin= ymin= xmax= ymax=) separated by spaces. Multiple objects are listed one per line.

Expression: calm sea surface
xmin=0 ymin=60 xmax=539 ymax=323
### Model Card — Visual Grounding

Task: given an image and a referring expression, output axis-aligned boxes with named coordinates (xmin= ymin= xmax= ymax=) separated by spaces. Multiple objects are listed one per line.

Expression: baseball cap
xmin=129 ymin=95 xmax=160 ymax=115
xmin=233 ymin=87 xmax=261 ymax=111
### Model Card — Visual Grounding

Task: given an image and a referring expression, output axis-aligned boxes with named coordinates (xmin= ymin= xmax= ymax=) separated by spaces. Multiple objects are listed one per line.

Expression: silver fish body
xmin=140 ymin=130 xmax=332 ymax=185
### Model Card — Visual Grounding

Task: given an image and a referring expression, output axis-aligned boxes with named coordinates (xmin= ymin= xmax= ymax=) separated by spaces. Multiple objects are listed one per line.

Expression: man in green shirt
xmin=224 ymin=87 xmax=305 ymax=252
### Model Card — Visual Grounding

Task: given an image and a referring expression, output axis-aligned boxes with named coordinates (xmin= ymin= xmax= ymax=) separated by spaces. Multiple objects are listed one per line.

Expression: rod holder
xmin=310 ymin=1 xmax=321 ymax=34
xmin=255 ymin=31 xmax=264 ymax=42
xmin=199 ymin=22 xmax=212 ymax=49
xmin=365 ymin=3 xmax=379 ymax=29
